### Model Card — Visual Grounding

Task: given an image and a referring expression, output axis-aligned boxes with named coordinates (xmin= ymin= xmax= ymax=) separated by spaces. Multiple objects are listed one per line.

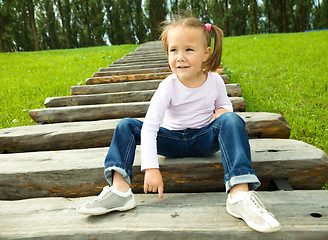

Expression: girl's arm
xmin=141 ymin=79 xmax=172 ymax=201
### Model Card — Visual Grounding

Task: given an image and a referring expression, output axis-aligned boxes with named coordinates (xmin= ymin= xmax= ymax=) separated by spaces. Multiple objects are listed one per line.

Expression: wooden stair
xmin=0 ymin=41 xmax=327 ymax=239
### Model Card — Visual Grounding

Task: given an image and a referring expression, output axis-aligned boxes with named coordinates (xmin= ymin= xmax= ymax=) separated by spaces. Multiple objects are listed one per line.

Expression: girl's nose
xmin=177 ymin=53 xmax=185 ymax=61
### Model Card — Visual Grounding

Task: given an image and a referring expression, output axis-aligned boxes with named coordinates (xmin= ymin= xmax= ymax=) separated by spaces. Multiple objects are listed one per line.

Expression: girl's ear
xmin=203 ymin=47 xmax=211 ymax=61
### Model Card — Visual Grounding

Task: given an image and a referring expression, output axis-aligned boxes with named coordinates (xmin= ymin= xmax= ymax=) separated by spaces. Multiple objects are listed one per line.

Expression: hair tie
xmin=205 ymin=23 xmax=212 ymax=32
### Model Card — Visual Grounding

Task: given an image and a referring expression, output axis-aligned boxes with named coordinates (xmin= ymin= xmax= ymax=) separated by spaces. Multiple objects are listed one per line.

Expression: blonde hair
xmin=160 ymin=17 xmax=223 ymax=73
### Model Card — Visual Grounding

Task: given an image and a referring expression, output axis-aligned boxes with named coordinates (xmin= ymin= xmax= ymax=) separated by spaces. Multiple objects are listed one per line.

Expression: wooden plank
xmin=29 ymin=102 xmax=150 ymax=123
xmin=0 ymin=139 xmax=327 ymax=199
xmin=93 ymin=67 xmax=171 ymax=77
xmin=70 ymin=78 xmax=233 ymax=96
xmin=71 ymin=80 xmax=162 ymax=95
xmin=85 ymin=72 xmax=171 ymax=85
xmin=1 ymin=191 xmax=328 ymax=239
xmin=86 ymin=72 xmax=229 ymax=85
xmin=47 ymin=84 xmax=240 ymax=107
xmin=126 ymin=52 xmax=167 ymax=57
xmin=117 ymin=55 xmax=168 ymax=62
xmin=0 ymin=119 xmax=120 ymax=153
xmin=103 ymin=61 xmax=169 ymax=70
xmin=45 ymin=90 xmax=156 ymax=107
xmin=30 ymin=98 xmax=246 ymax=123
xmin=0 ymin=112 xmax=290 ymax=153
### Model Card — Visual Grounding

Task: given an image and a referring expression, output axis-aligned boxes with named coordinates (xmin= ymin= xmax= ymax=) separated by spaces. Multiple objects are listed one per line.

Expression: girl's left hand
xmin=210 ymin=108 xmax=229 ymax=122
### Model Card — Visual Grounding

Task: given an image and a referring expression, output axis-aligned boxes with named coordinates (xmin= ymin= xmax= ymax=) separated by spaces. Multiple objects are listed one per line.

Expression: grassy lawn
xmin=0 ymin=44 xmax=138 ymax=128
xmin=0 ymin=31 xmax=327 ymax=188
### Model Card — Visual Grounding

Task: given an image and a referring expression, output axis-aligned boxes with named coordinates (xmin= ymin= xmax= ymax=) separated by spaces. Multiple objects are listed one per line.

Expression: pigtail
xmin=203 ymin=25 xmax=224 ymax=73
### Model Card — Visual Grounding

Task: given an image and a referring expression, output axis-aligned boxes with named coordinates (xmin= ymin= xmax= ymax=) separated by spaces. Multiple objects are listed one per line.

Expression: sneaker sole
xmin=77 ymin=195 xmax=137 ymax=216
xmin=226 ymin=203 xmax=282 ymax=233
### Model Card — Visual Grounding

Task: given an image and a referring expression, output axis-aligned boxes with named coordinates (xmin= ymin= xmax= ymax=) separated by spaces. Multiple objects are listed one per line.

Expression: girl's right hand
xmin=144 ymin=168 xmax=164 ymax=201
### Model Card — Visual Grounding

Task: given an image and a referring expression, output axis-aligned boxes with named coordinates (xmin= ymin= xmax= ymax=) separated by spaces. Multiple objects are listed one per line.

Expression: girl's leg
xmin=104 ymin=118 xmax=143 ymax=189
xmin=185 ymin=112 xmax=260 ymax=192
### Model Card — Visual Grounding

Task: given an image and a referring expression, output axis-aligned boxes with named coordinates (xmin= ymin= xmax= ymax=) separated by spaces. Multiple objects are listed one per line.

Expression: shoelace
xmin=247 ymin=191 xmax=270 ymax=215
xmin=93 ymin=186 xmax=111 ymax=202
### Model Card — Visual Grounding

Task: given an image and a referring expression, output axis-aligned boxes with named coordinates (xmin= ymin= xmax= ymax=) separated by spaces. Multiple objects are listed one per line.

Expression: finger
xmin=158 ymin=185 xmax=164 ymax=201
xmin=144 ymin=183 xmax=148 ymax=194
xmin=152 ymin=186 xmax=158 ymax=193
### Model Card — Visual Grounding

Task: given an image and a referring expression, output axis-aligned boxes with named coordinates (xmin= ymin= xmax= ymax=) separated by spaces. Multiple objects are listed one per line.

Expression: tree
xmin=145 ymin=0 xmax=167 ymax=41
xmin=27 ymin=0 xmax=40 ymax=50
xmin=228 ymin=0 xmax=248 ymax=35
xmin=131 ymin=0 xmax=147 ymax=43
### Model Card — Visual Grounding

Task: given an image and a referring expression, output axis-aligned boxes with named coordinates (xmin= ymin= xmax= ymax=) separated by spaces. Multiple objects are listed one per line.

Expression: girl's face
xmin=167 ymin=26 xmax=211 ymax=86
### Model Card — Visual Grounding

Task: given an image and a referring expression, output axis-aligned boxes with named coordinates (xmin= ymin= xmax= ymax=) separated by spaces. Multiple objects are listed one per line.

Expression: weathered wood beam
xmin=71 ymin=78 xmax=233 ymax=96
xmin=29 ymin=102 xmax=150 ymax=123
xmin=45 ymin=90 xmax=156 ymax=107
xmin=85 ymin=72 xmax=171 ymax=85
xmin=116 ymin=56 xmax=168 ymax=63
xmin=93 ymin=67 xmax=171 ymax=77
xmin=86 ymin=72 xmax=228 ymax=85
xmin=47 ymin=84 xmax=240 ymax=107
xmin=125 ymin=52 xmax=167 ymax=57
xmin=1 ymin=191 xmax=328 ymax=239
xmin=71 ymin=80 xmax=162 ymax=95
xmin=0 ymin=139 xmax=327 ymax=199
xmin=0 ymin=112 xmax=290 ymax=153
xmin=30 ymin=98 xmax=245 ymax=123
xmin=102 ymin=62 xmax=169 ymax=71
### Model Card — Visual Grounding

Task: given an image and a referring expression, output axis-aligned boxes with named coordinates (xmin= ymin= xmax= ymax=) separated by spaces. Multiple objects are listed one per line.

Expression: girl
xmin=77 ymin=17 xmax=281 ymax=233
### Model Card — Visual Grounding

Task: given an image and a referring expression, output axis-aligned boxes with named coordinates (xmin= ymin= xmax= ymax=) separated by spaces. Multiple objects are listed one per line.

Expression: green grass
xmin=0 ymin=31 xmax=327 ymax=188
xmin=0 ymin=44 xmax=138 ymax=128
xmin=222 ymin=31 xmax=328 ymax=189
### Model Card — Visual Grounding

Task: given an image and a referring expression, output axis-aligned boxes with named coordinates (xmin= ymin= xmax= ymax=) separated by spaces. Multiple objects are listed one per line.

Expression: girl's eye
xmin=170 ymin=49 xmax=177 ymax=52
xmin=186 ymin=48 xmax=193 ymax=51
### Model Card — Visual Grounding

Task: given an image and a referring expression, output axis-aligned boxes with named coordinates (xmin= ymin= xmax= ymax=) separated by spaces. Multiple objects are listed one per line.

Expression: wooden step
xmin=0 ymin=112 xmax=290 ymax=153
xmin=126 ymin=52 xmax=167 ymax=57
xmin=46 ymin=84 xmax=240 ymax=107
xmin=45 ymin=90 xmax=156 ymax=107
xmin=1 ymin=191 xmax=327 ymax=239
xmin=86 ymin=72 xmax=228 ymax=85
xmin=71 ymin=80 xmax=162 ymax=95
xmin=116 ymin=55 xmax=168 ymax=63
xmin=103 ymin=61 xmax=169 ymax=70
xmin=29 ymin=98 xmax=246 ymax=123
xmin=86 ymin=72 xmax=171 ymax=85
xmin=93 ymin=67 xmax=170 ymax=77
xmin=0 ymin=139 xmax=327 ymax=199
xmin=71 ymin=79 xmax=234 ymax=96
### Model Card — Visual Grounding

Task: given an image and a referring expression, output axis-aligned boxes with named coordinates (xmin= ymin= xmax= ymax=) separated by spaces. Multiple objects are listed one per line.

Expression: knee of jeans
xmin=219 ymin=112 xmax=245 ymax=127
xmin=116 ymin=118 xmax=134 ymax=130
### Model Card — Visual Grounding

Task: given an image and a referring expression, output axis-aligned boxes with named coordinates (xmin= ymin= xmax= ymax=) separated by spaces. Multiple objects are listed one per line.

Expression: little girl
xmin=77 ymin=17 xmax=281 ymax=233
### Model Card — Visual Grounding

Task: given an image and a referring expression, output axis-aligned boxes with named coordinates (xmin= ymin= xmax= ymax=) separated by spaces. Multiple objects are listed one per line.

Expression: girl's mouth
xmin=177 ymin=66 xmax=190 ymax=69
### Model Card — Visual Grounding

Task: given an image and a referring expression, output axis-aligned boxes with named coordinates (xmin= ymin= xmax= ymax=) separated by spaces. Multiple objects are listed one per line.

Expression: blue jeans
xmin=104 ymin=112 xmax=260 ymax=192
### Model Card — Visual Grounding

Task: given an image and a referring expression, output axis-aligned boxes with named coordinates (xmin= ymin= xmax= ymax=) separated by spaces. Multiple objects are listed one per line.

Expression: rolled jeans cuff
xmin=104 ymin=166 xmax=131 ymax=186
xmin=225 ymin=174 xmax=261 ymax=193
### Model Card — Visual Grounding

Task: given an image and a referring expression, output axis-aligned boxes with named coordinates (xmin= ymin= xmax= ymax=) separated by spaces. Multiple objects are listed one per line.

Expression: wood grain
xmin=0 ymin=139 xmax=327 ymax=199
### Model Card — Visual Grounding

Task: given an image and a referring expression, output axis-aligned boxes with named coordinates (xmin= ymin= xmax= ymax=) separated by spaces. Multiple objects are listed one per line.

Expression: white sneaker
xmin=226 ymin=191 xmax=282 ymax=233
xmin=77 ymin=186 xmax=136 ymax=215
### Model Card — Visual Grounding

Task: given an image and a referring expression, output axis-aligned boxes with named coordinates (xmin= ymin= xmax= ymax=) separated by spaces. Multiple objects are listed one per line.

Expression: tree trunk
xmin=0 ymin=11 xmax=4 ymax=52
xmin=253 ymin=0 xmax=258 ymax=34
xmin=57 ymin=0 xmax=66 ymax=36
xmin=300 ymin=0 xmax=306 ymax=31
xmin=280 ymin=0 xmax=287 ymax=33
xmin=224 ymin=0 xmax=230 ymax=36
xmin=85 ymin=0 xmax=92 ymax=46
xmin=27 ymin=0 xmax=39 ymax=51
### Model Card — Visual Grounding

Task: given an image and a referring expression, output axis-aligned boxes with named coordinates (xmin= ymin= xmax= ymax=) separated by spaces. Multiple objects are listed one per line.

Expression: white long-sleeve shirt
xmin=140 ymin=72 xmax=233 ymax=171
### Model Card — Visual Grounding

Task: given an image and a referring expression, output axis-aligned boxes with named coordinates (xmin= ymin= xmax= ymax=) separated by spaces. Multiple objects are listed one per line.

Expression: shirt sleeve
xmin=214 ymin=73 xmax=233 ymax=112
xmin=140 ymin=80 xmax=171 ymax=171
